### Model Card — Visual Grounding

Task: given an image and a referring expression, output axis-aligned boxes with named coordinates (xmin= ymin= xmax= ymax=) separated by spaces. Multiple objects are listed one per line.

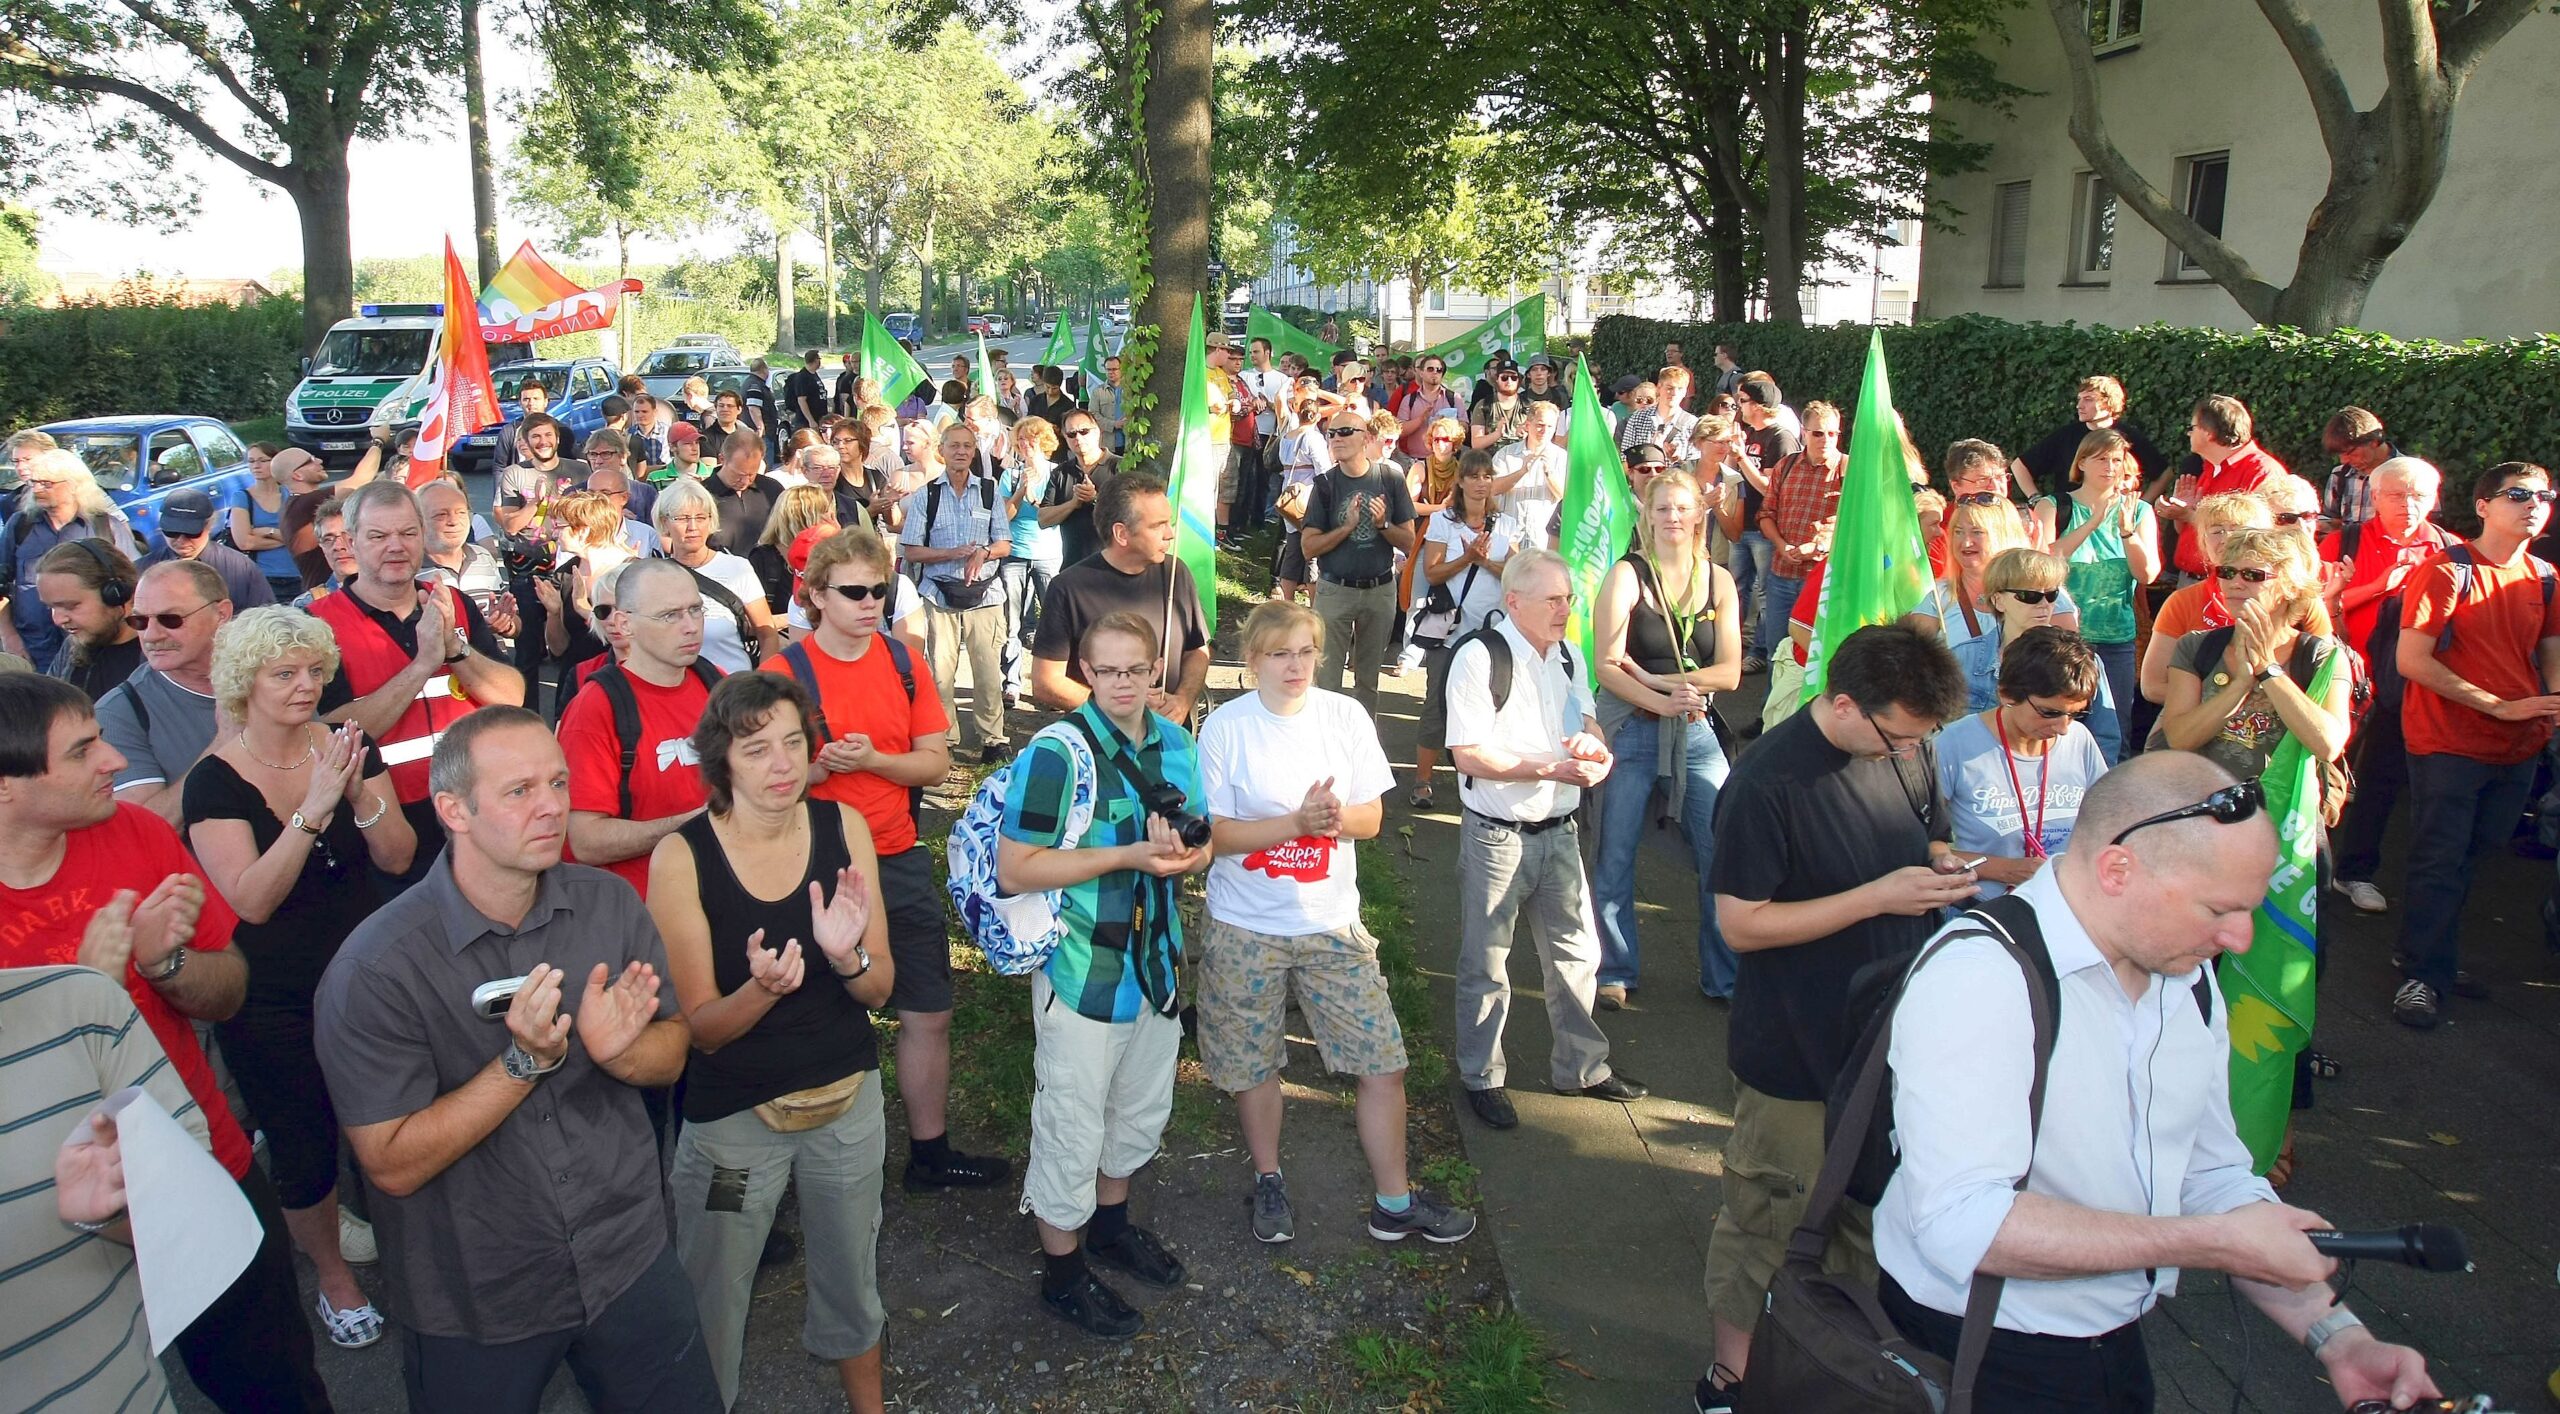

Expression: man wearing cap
xmin=1521 ymin=357 xmax=1567 ymax=414
xmin=137 ymin=488 xmax=276 ymax=609
xmin=653 ymin=420 xmax=709 ymax=484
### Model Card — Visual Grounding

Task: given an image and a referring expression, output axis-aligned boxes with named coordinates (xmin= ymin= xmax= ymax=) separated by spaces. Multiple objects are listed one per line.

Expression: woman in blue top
xmin=228 ymin=441 xmax=306 ymax=601
xmin=2033 ymin=427 xmax=2160 ymax=764
xmin=1001 ymin=416 xmax=1065 ymax=705
xmin=1906 ymin=509 xmax=2082 ymax=712
xmin=1932 ymin=626 xmax=2110 ymax=899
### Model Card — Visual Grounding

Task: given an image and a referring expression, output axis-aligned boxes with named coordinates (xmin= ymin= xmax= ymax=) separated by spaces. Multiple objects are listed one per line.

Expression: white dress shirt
xmin=1442 ymin=618 xmax=1596 ymax=823
xmin=1874 ymin=865 xmax=2276 ymax=1336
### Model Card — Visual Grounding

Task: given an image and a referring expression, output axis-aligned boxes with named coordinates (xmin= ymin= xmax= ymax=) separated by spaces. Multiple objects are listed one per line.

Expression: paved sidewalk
xmin=1371 ymin=669 xmax=2558 ymax=1414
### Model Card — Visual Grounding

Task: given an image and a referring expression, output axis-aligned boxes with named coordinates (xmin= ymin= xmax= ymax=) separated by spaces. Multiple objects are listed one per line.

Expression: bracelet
xmin=2302 ymin=1306 xmax=2364 ymax=1357
xmin=69 ymin=1211 xmax=123 ymax=1235
xmin=353 ymin=796 xmax=389 ymax=829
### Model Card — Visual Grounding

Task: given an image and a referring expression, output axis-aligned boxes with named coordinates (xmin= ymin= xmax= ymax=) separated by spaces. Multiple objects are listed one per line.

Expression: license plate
xmin=321 ymin=440 xmax=359 ymax=451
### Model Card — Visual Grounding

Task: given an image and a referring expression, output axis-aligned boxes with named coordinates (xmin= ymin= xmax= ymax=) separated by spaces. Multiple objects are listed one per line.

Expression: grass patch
xmin=1342 ymin=1306 xmax=1555 ymax=1413
xmin=230 ymin=415 xmax=286 ymax=445
xmin=1416 ymin=1154 xmax=1480 ymax=1209
xmin=1355 ymin=837 xmax=1448 ymax=1099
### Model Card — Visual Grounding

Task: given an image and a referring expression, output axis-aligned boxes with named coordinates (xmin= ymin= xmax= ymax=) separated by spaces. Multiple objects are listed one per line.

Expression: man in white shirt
xmin=1875 ymin=752 xmax=2438 ymax=1413
xmin=1241 ymin=337 xmax=1292 ymax=534
xmin=1442 ymin=550 xmax=1644 ymax=1130
xmin=1489 ymin=401 xmax=1566 ymax=545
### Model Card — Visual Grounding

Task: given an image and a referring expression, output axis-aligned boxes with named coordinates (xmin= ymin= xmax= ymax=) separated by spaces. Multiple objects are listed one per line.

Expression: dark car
xmin=21 ymin=416 xmax=257 ymax=544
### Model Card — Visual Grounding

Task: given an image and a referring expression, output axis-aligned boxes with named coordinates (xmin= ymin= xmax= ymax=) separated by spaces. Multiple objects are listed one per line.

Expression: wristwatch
xmin=2253 ymin=662 xmax=2288 ymax=686
xmin=830 ymin=942 xmax=873 ymax=980
xmin=289 ymin=810 xmax=324 ymax=837
xmin=502 ymin=1041 xmax=562 ymax=1082
xmin=2302 ymin=1306 xmax=2364 ymax=1357
xmin=139 ymin=946 xmax=186 ymax=984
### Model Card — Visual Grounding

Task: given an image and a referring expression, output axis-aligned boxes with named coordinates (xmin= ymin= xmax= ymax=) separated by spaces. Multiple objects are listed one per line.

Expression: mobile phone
xmin=1952 ymin=855 xmax=1988 ymax=872
xmin=472 ymin=975 xmax=527 ymax=1020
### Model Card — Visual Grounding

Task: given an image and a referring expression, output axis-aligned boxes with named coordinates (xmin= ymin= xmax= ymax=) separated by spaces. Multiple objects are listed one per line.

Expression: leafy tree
xmin=0 ymin=204 xmax=54 ymax=305
xmin=1283 ymin=133 xmax=1558 ymax=347
xmin=2035 ymin=0 xmax=2546 ymax=334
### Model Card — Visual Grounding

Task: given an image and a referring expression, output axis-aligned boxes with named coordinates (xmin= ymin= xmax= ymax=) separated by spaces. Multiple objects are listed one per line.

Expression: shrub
xmin=1589 ymin=313 xmax=2560 ymax=489
xmin=0 ymin=295 xmax=305 ymax=428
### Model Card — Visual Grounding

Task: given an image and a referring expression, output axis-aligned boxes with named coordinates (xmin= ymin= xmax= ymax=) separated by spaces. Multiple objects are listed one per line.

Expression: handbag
xmin=753 ymin=1070 xmax=867 ymax=1133
xmin=1408 ymin=556 xmax=1479 ymax=650
xmin=1739 ymin=908 xmax=2059 ymax=1414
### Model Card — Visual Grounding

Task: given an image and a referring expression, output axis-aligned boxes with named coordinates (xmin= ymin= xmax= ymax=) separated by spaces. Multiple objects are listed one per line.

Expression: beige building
xmin=1918 ymin=1 xmax=2560 ymax=340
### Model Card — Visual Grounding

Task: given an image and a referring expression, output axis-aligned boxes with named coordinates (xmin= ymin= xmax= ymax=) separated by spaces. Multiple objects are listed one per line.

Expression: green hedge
xmin=0 ymin=297 xmax=305 ymax=429
xmin=1588 ymin=313 xmax=2560 ymax=490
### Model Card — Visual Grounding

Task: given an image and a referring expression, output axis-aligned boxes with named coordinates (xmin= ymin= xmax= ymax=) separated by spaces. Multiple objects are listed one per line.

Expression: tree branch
xmin=2440 ymin=0 xmax=2542 ymax=81
xmin=2038 ymin=0 xmax=2278 ymax=321
xmin=110 ymin=0 xmax=288 ymax=138
xmin=0 ymin=47 xmax=290 ymax=186
xmin=2248 ymin=0 xmax=2357 ymax=162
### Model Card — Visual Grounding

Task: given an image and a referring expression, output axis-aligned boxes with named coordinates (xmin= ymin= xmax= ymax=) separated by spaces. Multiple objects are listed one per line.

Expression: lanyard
xmin=1994 ymin=709 xmax=2050 ymax=858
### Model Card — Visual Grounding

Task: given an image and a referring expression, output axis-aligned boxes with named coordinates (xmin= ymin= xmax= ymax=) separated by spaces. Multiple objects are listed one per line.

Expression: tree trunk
xmin=292 ymin=156 xmax=356 ymax=355
xmin=1759 ymin=7 xmax=1810 ymax=325
xmin=459 ymin=0 xmax=500 ymax=288
xmin=775 ymin=225 xmax=794 ymax=355
xmin=1132 ymin=0 xmax=1213 ymax=469
xmin=1707 ymin=184 xmax=1748 ymax=321
xmin=615 ymin=220 xmax=632 ymax=370
xmin=820 ymin=187 xmax=838 ymax=348
xmin=1407 ymin=260 xmax=1428 ymax=349
xmin=917 ymin=210 xmax=935 ymax=336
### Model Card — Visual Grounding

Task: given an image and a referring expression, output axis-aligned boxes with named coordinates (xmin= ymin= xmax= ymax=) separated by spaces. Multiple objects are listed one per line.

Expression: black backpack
xmin=1446 ymin=616 xmax=1575 ymax=785
xmin=777 ymin=637 xmax=924 ymax=826
xmin=582 ymin=660 xmax=725 ymax=818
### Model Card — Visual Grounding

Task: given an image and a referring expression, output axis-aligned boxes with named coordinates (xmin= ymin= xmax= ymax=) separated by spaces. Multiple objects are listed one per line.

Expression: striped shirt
xmin=0 ymin=966 xmax=208 ymax=1413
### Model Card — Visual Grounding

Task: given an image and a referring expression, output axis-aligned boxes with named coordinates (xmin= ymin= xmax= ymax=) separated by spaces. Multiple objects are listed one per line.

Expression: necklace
xmin=1993 ymin=708 xmax=2050 ymax=859
xmin=244 ymin=725 xmax=317 ymax=773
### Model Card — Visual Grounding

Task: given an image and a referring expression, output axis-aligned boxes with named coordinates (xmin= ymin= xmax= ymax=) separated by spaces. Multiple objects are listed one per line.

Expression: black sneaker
xmin=2392 ymin=978 xmax=2441 ymax=1030
xmin=2544 ymin=891 xmax=2560 ymax=952
xmin=1042 ymin=1272 xmax=1143 ymax=1339
xmin=1368 ymin=1188 xmax=1476 ymax=1244
xmin=1249 ymin=1172 xmax=1295 ymax=1244
xmin=903 ymin=1148 xmax=1013 ymax=1192
xmin=1693 ymin=1367 xmax=1744 ymax=1414
xmin=757 ymin=1226 xmax=798 ymax=1269
xmin=1088 ymin=1224 xmax=1185 ymax=1287
xmin=981 ymin=742 xmax=1016 ymax=766
xmin=1466 ymin=1086 xmax=1518 ymax=1130
xmin=1576 ymin=1073 xmax=1649 ymax=1103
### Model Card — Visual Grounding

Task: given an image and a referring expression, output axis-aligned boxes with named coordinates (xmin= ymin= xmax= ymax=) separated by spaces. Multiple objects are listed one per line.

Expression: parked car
xmin=986 ymin=316 xmax=1011 ymax=338
xmin=669 ymin=333 xmax=743 ymax=358
xmin=454 ymin=356 xmax=621 ymax=471
xmin=1040 ymin=315 xmax=1060 ymax=336
xmin=20 ymin=416 xmax=258 ymax=545
xmin=632 ymin=345 xmax=751 ymax=404
xmin=284 ymin=303 xmax=534 ymax=468
xmin=883 ymin=312 xmax=921 ymax=343
xmin=964 ymin=315 xmax=992 ymax=337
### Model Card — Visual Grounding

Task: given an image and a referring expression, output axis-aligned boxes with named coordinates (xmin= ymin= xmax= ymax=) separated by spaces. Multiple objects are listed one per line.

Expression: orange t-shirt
xmin=763 ymin=636 xmax=949 ymax=853
xmin=2151 ymin=580 xmax=2333 ymax=641
xmin=2399 ymin=548 xmax=2560 ymax=764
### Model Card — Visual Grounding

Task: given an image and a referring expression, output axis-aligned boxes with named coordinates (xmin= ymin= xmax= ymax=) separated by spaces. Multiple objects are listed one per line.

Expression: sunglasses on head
xmin=2214 ymin=565 xmax=2273 ymax=583
xmin=827 ymin=581 xmax=895 ymax=603
xmin=1952 ymin=491 xmax=2004 ymax=507
xmin=2489 ymin=486 xmax=2559 ymax=505
xmin=2108 ymin=778 xmax=2264 ymax=846
xmin=2024 ymin=699 xmax=2092 ymax=721
xmin=2001 ymin=588 xmax=2061 ymax=605
xmin=2271 ymin=510 xmax=2317 ymax=526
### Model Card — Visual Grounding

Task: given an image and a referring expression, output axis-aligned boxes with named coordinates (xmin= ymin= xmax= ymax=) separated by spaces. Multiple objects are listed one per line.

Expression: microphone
xmin=2306 ymin=1223 xmax=2473 ymax=1272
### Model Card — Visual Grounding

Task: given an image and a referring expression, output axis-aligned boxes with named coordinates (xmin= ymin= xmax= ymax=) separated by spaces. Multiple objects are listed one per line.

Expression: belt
xmin=1320 ymin=572 xmax=1396 ymax=590
xmin=1467 ymin=808 xmax=1573 ymax=836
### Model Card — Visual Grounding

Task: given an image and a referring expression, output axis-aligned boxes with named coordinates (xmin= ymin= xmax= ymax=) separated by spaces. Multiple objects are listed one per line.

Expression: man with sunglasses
xmin=2385 ymin=460 xmax=2560 ymax=1029
xmin=1753 ymin=400 xmax=1844 ymax=667
xmin=1696 ymin=624 xmax=1973 ymax=1412
xmin=1300 ymin=413 xmax=1418 ymax=717
xmin=136 ymin=488 xmax=276 ymax=610
xmin=1875 ymin=752 xmax=2440 ymax=1414
xmin=95 ymin=560 xmax=235 ymax=828
xmin=1395 ymin=354 xmax=1462 ymax=460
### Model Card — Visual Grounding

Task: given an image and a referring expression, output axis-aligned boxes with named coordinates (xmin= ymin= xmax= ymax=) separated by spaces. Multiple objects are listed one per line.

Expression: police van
xmin=284 ymin=304 xmax=533 ymax=467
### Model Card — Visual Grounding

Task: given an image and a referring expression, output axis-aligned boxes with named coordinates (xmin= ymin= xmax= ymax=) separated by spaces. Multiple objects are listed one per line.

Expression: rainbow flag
xmin=408 ymin=239 xmax=501 ymax=487
xmin=476 ymin=243 xmax=642 ymax=342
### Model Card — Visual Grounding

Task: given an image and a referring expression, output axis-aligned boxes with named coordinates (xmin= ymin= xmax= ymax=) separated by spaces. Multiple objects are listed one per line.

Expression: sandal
xmin=2266 ymin=1127 xmax=2298 ymax=1191
xmin=1409 ymin=784 xmax=1435 ymax=809
xmin=315 ymin=1291 xmax=384 ymax=1349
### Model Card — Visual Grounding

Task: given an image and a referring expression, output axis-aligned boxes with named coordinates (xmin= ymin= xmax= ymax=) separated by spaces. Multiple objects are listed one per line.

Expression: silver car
xmin=633 ymin=346 xmax=750 ymax=402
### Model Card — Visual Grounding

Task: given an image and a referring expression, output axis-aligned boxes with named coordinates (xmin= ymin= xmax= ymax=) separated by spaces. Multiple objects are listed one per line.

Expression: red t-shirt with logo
xmin=2172 ymin=443 xmax=2287 ymax=576
xmin=762 ymin=636 xmax=948 ymax=855
xmin=559 ymin=667 xmax=717 ymax=897
xmin=0 ymin=803 xmax=252 ymax=1177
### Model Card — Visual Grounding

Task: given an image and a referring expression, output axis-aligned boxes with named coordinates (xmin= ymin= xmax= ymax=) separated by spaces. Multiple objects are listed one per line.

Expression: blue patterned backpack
xmin=944 ymin=721 xmax=1100 ymax=975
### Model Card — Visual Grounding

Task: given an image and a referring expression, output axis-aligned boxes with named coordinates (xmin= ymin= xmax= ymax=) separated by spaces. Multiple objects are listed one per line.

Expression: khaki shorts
xmin=1197 ymin=917 xmax=1408 ymax=1092
xmin=1218 ymin=447 xmax=1243 ymax=503
xmin=1701 ymin=1080 xmax=1876 ymax=1330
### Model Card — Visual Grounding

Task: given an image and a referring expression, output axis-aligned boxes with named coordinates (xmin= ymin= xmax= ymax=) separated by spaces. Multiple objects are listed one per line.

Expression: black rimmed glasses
xmin=1859 ymin=706 xmax=1925 ymax=760
xmin=2108 ymin=778 xmax=2263 ymax=846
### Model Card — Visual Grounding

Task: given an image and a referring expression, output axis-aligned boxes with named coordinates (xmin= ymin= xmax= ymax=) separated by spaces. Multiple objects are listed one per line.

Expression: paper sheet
xmin=98 ymin=1087 xmax=262 ymax=1353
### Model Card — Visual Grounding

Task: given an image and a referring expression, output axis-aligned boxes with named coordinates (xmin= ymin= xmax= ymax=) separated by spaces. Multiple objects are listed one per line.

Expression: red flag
xmin=407 ymin=239 xmax=501 ymax=487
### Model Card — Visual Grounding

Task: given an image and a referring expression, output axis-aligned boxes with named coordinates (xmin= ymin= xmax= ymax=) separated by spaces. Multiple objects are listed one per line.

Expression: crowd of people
xmin=0 ymin=321 xmax=2540 ymax=1414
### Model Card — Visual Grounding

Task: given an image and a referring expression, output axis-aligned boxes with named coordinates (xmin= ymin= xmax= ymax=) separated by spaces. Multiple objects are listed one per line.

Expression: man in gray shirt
xmin=313 ymin=707 xmax=717 ymax=1412
xmin=1297 ymin=412 xmax=1416 ymax=716
xmin=96 ymin=559 xmax=233 ymax=828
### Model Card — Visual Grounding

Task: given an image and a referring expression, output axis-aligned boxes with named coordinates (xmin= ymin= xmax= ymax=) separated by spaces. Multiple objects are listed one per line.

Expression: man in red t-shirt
xmin=2322 ymin=457 xmax=2453 ymax=913
xmin=768 ymin=529 xmax=1010 ymax=1192
xmin=2387 ymin=461 xmax=2560 ymax=1029
xmin=0 ymin=674 xmax=331 ymax=1409
xmin=2159 ymin=394 xmax=2287 ymax=580
xmin=560 ymin=559 xmax=717 ymax=898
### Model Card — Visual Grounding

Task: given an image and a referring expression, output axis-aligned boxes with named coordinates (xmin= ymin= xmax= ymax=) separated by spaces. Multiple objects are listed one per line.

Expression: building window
xmin=2070 ymin=173 xmax=2115 ymax=284
xmin=2088 ymin=0 xmax=2141 ymax=47
xmin=2171 ymin=151 xmax=2230 ymax=278
xmin=1988 ymin=180 xmax=2031 ymax=288
xmin=1428 ymin=285 xmax=1448 ymax=313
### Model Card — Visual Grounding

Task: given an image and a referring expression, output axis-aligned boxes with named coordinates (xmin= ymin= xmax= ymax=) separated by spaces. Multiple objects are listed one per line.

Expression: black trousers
xmin=175 ymin=1164 xmax=334 ymax=1413
xmin=2332 ymin=700 xmax=2407 ymax=882
xmin=399 ymin=1243 xmax=722 ymax=1414
xmin=1881 ymin=1273 xmax=2154 ymax=1414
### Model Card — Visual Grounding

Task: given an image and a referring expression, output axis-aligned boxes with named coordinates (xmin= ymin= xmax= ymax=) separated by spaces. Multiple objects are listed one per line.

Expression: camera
xmin=1143 ymin=781 xmax=1212 ymax=850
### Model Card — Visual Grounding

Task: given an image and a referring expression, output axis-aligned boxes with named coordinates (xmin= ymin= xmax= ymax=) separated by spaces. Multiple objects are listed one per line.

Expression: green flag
xmin=1162 ymin=294 xmax=1221 ymax=636
xmin=1800 ymin=329 xmax=1932 ymax=701
xmin=1555 ymin=354 xmax=1633 ymax=690
xmin=855 ymin=308 xmax=928 ymax=408
xmin=1079 ymin=311 xmax=1109 ymax=387
xmin=973 ymin=330 xmax=996 ymax=399
xmin=1246 ymin=305 xmax=1338 ymax=366
xmin=2220 ymin=648 xmax=2337 ymax=1173
xmin=1413 ymin=294 xmax=1547 ymax=390
xmin=1040 ymin=313 xmax=1076 ymax=368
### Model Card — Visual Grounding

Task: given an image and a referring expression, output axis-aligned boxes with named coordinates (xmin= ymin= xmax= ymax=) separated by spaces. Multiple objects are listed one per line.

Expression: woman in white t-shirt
xmin=653 ymin=477 xmax=779 ymax=673
xmin=1408 ymin=451 xmax=1525 ymax=808
xmin=1197 ymin=602 xmax=1476 ymax=1246
xmin=1271 ymin=377 xmax=1340 ymax=604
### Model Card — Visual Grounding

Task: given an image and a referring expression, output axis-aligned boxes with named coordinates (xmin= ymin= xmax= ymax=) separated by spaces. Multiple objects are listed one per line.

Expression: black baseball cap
xmin=160 ymin=488 xmax=216 ymax=536
xmin=1738 ymin=378 xmax=1783 ymax=408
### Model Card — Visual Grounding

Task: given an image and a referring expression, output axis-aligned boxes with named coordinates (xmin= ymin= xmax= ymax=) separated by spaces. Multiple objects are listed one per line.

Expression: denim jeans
xmin=1758 ymin=569 xmax=1806 ymax=660
xmin=999 ymin=555 xmax=1057 ymax=697
xmin=2087 ymin=637 xmax=2136 ymax=767
xmin=2398 ymin=751 xmax=2538 ymax=994
xmin=1733 ymin=531 xmax=1773 ymax=647
xmin=1593 ymin=705 xmax=1736 ymax=996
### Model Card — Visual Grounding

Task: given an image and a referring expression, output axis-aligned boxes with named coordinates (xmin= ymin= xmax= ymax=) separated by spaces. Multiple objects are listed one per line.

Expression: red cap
xmin=668 ymin=422 xmax=701 ymax=444
xmin=788 ymin=523 xmax=841 ymax=575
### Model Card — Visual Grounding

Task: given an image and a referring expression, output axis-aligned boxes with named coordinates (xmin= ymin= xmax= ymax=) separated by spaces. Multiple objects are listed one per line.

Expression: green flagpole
xmin=1554 ymin=354 xmax=1633 ymax=689
xmin=1164 ymin=294 xmax=1221 ymax=636
xmin=1801 ymin=329 xmax=1931 ymax=701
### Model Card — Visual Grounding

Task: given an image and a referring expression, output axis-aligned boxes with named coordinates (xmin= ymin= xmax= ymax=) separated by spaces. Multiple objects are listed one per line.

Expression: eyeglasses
xmin=1087 ymin=664 xmax=1154 ymax=684
xmin=2108 ymin=778 xmax=2263 ymax=846
xmin=2271 ymin=510 xmax=2317 ymax=526
xmin=827 ymin=581 xmax=895 ymax=603
xmin=1952 ymin=491 xmax=2004 ymax=507
xmin=2489 ymin=486 xmax=2559 ymax=506
xmin=2001 ymin=588 xmax=2061 ymax=605
xmin=1859 ymin=706 xmax=1925 ymax=760
xmin=2214 ymin=565 xmax=2274 ymax=583
xmin=123 ymin=601 xmax=217 ymax=632
xmin=2025 ymin=699 xmax=2092 ymax=721
xmin=640 ymin=603 xmax=706 ymax=625
xmin=1629 ymin=462 xmax=1667 ymax=475
xmin=1423 ymin=364 xmax=1446 ymax=374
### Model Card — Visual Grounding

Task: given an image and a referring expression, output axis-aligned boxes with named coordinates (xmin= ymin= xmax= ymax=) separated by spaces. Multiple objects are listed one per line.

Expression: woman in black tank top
xmin=1585 ymin=468 xmax=1746 ymax=1009
xmin=647 ymin=672 xmax=897 ymax=1410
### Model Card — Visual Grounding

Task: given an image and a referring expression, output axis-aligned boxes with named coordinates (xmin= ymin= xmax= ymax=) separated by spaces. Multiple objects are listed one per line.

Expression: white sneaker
xmin=2334 ymin=879 xmax=2387 ymax=914
xmin=339 ymin=1210 xmax=378 ymax=1266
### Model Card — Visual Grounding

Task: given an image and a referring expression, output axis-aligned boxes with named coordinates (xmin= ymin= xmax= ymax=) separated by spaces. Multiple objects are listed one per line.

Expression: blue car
xmin=883 ymin=312 xmax=922 ymax=343
xmin=19 ymin=415 xmax=258 ymax=546
xmin=454 ymin=356 xmax=622 ymax=470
